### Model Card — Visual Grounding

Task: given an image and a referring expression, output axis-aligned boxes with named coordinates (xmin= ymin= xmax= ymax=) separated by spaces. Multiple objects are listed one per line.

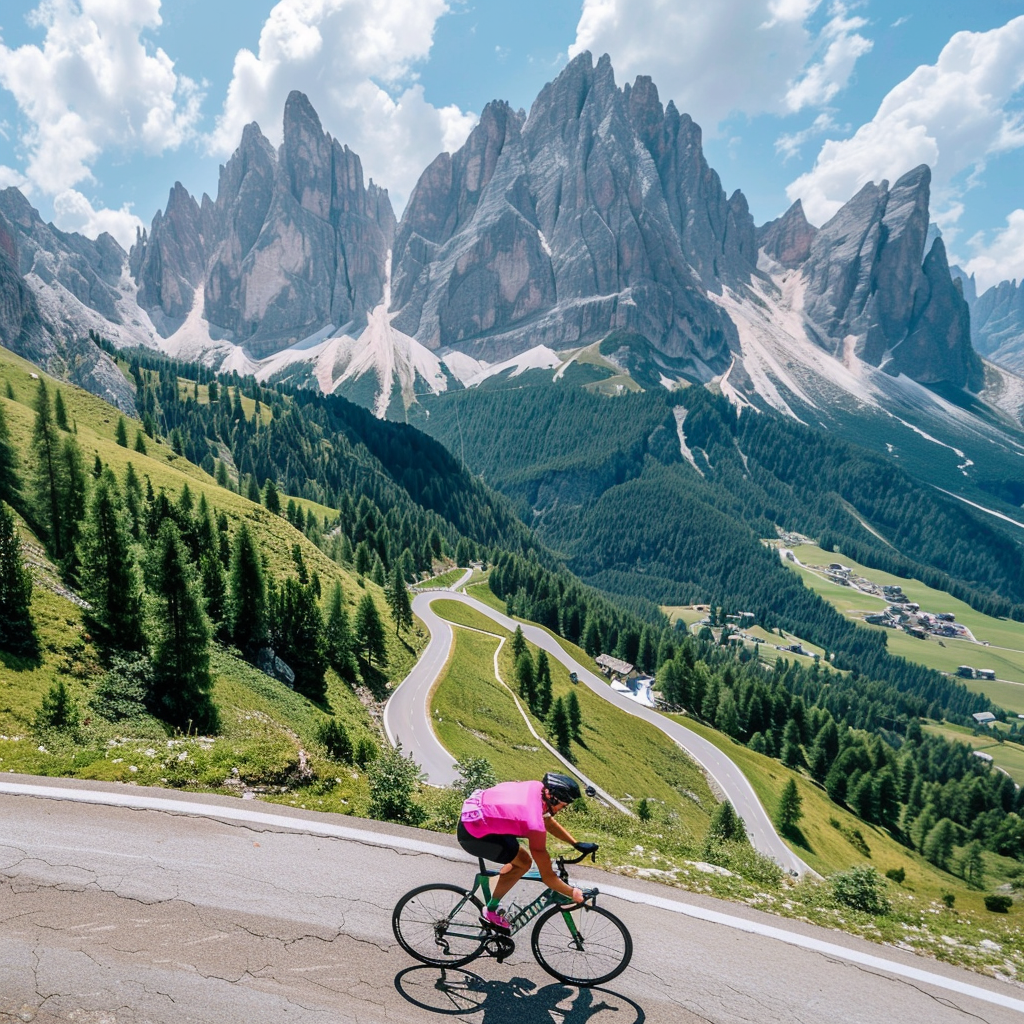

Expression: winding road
xmin=2 ymin=776 xmax=1022 ymax=1023
xmin=384 ymin=578 xmax=813 ymax=877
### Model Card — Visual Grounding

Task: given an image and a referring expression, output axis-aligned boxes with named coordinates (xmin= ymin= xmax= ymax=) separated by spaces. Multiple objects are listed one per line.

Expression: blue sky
xmin=0 ymin=1 xmax=1022 ymax=291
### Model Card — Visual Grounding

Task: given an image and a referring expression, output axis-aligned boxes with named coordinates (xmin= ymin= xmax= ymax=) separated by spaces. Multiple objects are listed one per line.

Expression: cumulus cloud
xmin=209 ymin=0 xmax=476 ymax=211
xmin=787 ymin=16 xmax=1024 ymax=225
xmin=963 ymin=210 xmax=1024 ymax=291
xmin=568 ymin=0 xmax=870 ymax=131
xmin=52 ymin=187 xmax=142 ymax=250
xmin=0 ymin=0 xmax=201 ymax=231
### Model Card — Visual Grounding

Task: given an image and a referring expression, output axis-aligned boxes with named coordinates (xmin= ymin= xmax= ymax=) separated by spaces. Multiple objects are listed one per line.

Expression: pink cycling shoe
xmin=481 ymin=907 xmax=512 ymax=932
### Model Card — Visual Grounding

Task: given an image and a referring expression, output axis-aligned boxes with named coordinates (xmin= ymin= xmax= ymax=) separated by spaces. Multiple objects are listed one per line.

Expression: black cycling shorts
xmin=457 ymin=821 xmax=521 ymax=864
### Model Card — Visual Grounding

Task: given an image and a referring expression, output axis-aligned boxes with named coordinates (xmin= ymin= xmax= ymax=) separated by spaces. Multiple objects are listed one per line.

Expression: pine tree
xmin=271 ymin=577 xmax=327 ymax=701
xmin=228 ymin=522 xmax=268 ymax=660
xmin=923 ymin=818 xmax=958 ymax=870
xmin=565 ymin=688 xmax=583 ymax=742
xmin=704 ymin=799 xmax=747 ymax=848
xmin=30 ymin=378 xmax=64 ymax=554
xmin=263 ymin=478 xmax=281 ymax=514
xmin=0 ymin=402 xmax=22 ymax=508
xmin=0 ymin=501 xmax=36 ymax=658
xmin=215 ymin=460 xmax=229 ymax=487
xmin=385 ymin=567 xmax=412 ymax=635
xmin=510 ymin=625 xmax=526 ymax=662
xmin=325 ymin=581 xmax=356 ymax=681
xmin=246 ymin=475 xmax=261 ymax=504
xmin=115 ymin=417 xmax=129 ymax=447
xmin=134 ymin=430 xmax=147 ymax=455
xmin=55 ymin=436 xmax=87 ymax=579
xmin=547 ymin=696 xmax=572 ymax=757
xmin=35 ymin=680 xmax=79 ymax=733
xmin=53 ymin=390 xmax=70 ymax=431
xmin=535 ymin=649 xmax=553 ymax=717
xmin=515 ymin=651 xmax=535 ymax=709
xmin=78 ymin=471 xmax=145 ymax=652
xmin=775 ymin=778 xmax=803 ymax=834
xmin=960 ymin=839 xmax=985 ymax=888
xmin=354 ymin=592 xmax=387 ymax=670
xmin=150 ymin=520 xmax=216 ymax=732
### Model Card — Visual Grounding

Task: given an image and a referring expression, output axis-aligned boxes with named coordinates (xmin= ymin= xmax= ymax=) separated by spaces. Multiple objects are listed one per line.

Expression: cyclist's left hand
xmin=571 ymin=887 xmax=584 ymax=904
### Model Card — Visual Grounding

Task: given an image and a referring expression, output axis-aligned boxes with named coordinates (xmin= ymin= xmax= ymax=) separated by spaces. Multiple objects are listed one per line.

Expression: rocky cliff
xmin=131 ymin=91 xmax=397 ymax=359
xmin=952 ymin=270 xmax=1024 ymax=375
xmin=791 ymin=166 xmax=982 ymax=390
xmin=390 ymin=52 xmax=744 ymax=372
xmin=0 ymin=191 xmax=137 ymax=412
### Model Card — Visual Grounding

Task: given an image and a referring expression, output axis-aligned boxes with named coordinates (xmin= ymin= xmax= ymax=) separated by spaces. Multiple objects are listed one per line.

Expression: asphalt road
xmin=2 ymin=778 xmax=1022 ymax=1024
xmin=385 ymin=586 xmax=811 ymax=876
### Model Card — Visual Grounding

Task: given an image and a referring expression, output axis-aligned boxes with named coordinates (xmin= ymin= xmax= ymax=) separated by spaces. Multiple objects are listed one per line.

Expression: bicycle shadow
xmin=394 ymin=966 xmax=645 ymax=1023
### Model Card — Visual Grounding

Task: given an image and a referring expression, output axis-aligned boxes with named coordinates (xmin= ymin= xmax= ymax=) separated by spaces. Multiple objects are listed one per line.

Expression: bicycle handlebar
xmin=554 ymin=843 xmax=599 ymax=882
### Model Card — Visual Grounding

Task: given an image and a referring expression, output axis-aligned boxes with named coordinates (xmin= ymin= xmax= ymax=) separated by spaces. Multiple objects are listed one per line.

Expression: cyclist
xmin=457 ymin=771 xmax=597 ymax=932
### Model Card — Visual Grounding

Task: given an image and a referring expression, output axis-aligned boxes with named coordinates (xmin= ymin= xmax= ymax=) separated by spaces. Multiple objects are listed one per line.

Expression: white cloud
xmin=962 ymin=210 xmax=1024 ymax=291
xmin=52 ymin=187 xmax=142 ymax=249
xmin=0 ymin=165 xmax=28 ymax=190
xmin=787 ymin=16 xmax=1024 ymax=225
xmin=775 ymin=112 xmax=837 ymax=161
xmin=569 ymin=0 xmax=870 ymax=131
xmin=209 ymin=0 xmax=476 ymax=212
xmin=0 ymin=0 xmax=203 ymax=197
xmin=784 ymin=7 xmax=872 ymax=112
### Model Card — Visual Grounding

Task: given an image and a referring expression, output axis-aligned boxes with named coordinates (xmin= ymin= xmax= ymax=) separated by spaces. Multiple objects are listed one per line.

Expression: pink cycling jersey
xmin=461 ymin=780 xmax=546 ymax=842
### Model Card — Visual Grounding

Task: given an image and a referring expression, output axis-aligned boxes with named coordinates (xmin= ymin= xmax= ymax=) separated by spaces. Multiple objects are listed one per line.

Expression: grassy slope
xmin=667 ymin=714 xmax=1022 ymax=915
xmin=430 ymin=599 xmax=715 ymax=837
xmin=0 ymin=345 xmax=424 ymax=807
xmin=786 ymin=543 xmax=1024 ymax=697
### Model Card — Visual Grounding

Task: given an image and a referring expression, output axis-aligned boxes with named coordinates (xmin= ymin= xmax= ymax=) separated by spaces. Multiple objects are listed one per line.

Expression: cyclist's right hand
xmin=574 ymin=842 xmax=598 ymax=855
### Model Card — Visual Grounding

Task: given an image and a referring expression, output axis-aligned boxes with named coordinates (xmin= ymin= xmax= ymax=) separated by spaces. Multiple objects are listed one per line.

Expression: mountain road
xmin=2 ymin=777 xmax=1022 ymax=1024
xmin=385 ymin=586 xmax=812 ymax=876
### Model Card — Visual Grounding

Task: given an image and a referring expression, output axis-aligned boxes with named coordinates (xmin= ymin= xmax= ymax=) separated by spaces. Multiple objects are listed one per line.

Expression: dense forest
xmin=420 ymin=384 xmax=1024 ymax=623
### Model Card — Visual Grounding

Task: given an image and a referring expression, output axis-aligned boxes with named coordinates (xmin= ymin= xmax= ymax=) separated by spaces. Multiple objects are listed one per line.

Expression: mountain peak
xmin=757 ymin=199 xmax=817 ymax=268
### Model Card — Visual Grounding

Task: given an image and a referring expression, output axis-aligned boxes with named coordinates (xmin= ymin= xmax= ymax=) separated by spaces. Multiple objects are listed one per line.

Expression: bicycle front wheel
xmin=531 ymin=903 xmax=633 ymax=987
xmin=392 ymin=883 xmax=487 ymax=967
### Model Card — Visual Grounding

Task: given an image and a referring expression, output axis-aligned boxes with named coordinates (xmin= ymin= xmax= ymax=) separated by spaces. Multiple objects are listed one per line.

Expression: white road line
xmin=2 ymin=781 xmax=1021 ymax=1014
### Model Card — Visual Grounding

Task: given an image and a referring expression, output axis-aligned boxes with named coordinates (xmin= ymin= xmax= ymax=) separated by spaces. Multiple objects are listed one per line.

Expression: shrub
xmin=35 ymin=680 xmax=80 ymax=735
xmin=454 ymin=756 xmax=497 ymax=796
xmin=637 ymin=797 xmax=652 ymax=822
xmin=941 ymin=892 xmax=956 ymax=909
xmin=91 ymin=653 xmax=152 ymax=722
xmin=317 ymin=719 xmax=353 ymax=763
xmin=354 ymin=736 xmax=378 ymax=768
xmin=367 ymin=743 xmax=423 ymax=822
xmin=984 ymin=894 xmax=1013 ymax=913
xmin=829 ymin=865 xmax=891 ymax=915
xmin=885 ymin=867 xmax=906 ymax=885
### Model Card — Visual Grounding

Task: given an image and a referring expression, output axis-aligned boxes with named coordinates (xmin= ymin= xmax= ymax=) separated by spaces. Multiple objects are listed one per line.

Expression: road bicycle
xmin=392 ymin=846 xmax=633 ymax=987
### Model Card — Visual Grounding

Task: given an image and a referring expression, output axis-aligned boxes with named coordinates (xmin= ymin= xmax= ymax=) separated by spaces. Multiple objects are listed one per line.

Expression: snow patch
xmin=462 ymin=345 xmax=562 ymax=388
xmin=441 ymin=350 xmax=488 ymax=384
xmin=537 ymin=229 xmax=553 ymax=258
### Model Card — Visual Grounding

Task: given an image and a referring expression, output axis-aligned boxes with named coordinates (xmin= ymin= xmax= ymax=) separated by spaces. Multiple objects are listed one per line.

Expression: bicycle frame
xmin=440 ymin=852 xmax=593 ymax=952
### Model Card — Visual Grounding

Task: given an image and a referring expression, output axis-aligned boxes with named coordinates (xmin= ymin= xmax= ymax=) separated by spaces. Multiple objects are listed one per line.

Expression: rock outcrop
xmin=132 ymin=91 xmax=397 ymax=359
xmin=390 ymin=52 xmax=745 ymax=371
xmin=795 ymin=166 xmax=982 ymax=390
xmin=0 ymin=190 xmax=138 ymax=412
xmin=954 ymin=271 xmax=1024 ymax=375
xmin=756 ymin=200 xmax=817 ymax=269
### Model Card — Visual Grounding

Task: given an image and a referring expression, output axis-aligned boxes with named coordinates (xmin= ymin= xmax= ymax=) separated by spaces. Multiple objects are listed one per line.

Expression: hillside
xmin=0 ymin=343 xmax=426 ymax=809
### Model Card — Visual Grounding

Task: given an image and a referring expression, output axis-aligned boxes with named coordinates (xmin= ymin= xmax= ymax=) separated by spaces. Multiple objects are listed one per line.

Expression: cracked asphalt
xmin=1 ymin=783 xmax=1022 ymax=1023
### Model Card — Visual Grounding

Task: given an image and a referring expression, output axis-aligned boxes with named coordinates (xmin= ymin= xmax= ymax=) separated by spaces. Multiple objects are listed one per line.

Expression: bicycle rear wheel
xmin=531 ymin=903 xmax=632 ymax=987
xmin=392 ymin=883 xmax=487 ymax=967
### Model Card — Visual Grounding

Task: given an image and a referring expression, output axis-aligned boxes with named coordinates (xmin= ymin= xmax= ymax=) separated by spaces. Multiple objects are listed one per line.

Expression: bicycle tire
xmin=392 ymin=883 xmax=487 ymax=967
xmin=531 ymin=903 xmax=633 ymax=987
